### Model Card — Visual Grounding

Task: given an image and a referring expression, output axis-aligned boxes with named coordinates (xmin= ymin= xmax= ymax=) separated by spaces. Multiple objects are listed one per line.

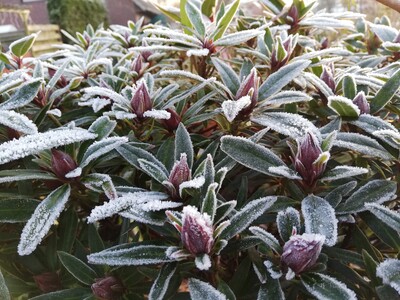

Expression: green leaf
xmin=30 ymin=288 xmax=92 ymax=300
xmin=218 ymin=280 xmax=236 ymax=300
xmin=58 ymin=251 xmax=98 ymax=285
xmin=88 ymin=224 xmax=105 ymax=253
xmin=376 ymin=285 xmax=400 ymax=300
xmin=371 ymin=68 xmax=400 ymax=113
xmin=0 ymin=169 xmax=55 ymax=184
xmin=328 ymin=96 xmax=360 ymax=117
xmin=18 ymin=184 xmax=71 ymax=256
xmin=88 ymin=116 xmax=117 ymax=140
xmin=138 ymin=159 xmax=169 ymax=183
xmin=365 ymin=203 xmax=400 ymax=232
xmin=202 ymin=0 xmax=216 ymax=17
xmin=362 ymin=250 xmax=381 ymax=287
xmin=149 ymin=262 xmax=178 ymax=300
xmin=189 ymin=278 xmax=227 ymax=300
xmin=220 ymin=196 xmax=277 ymax=240
xmin=0 ymin=110 xmax=38 ymax=135
xmin=0 ymin=78 xmax=42 ymax=110
xmin=0 ymin=198 xmax=39 ymax=223
xmin=325 ymin=181 xmax=357 ymax=208
xmin=212 ymin=0 xmax=240 ymax=41
xmin=257 ymin=280 xmax=284 ymax=300
xmin=180 ymin=0 xmax=193 ymax=34
xmin=376 ymin=259 xmax=400 ymax=294
xmin=58 ymin=208 xmax=78 ymax=253
xmin=249 ymin=226 xmax=282 ymax=253
xmin=9 ymin=33 xmax=37 ymax=57
xmin=336 ymin=180 xmax=397 ymax=214
xmin=321 ymin=166 xmax=368 ymax=181
xmin=301 ymin=273 xmax=357 ymax=300
xmin=186 ymin=1 xmax=206 ymax=36
xmin=211 ymin=57 xmax=240 ymax=95
xmin=201 ymin=183 xmax=218 ymax=221
xmin=175 ymin=123 xmax=194 ymax=168
xmin=276 ymin=207 xmax=301 ymax=242
xmin=258 ymin=60 xmax=310 ymax=100
xmin=342 ymin=74 xmax=357 ymax=99
xmin=302 ymin=195 xmax=338 ymax=246
xmin=220 ymin=136 xmax=285 ymax=176
xmin=0 ymin=269 xmax=10 ymax=300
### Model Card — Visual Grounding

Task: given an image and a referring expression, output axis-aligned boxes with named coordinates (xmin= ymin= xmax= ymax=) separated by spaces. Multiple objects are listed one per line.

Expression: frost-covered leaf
xmin=175 ymin=123 xmax=194 ymax=168
xmin=268 ymin=165 xmax=302 ymax=180
xmin=325 ymin=181 xmax=358 ymax=208
xmin=321 ymin=166 xmax=368 ymax=181
xmin=46 ymin=109 xmax=62 ymax=117
xmin=211 ymin=58 xmax=240 ymax=95
xmin=0 ymin=128 xmax=96 ymax=165
xmin=277 ymin=207 xmax=301 ymax=242
xmin=258 ymin=60 xmax=311 ymax=101
xmin=88 ymin=116 xmax=116 ymax=140
xmin=251 ymin=112 xmax=319 ymax=139
xmin=80 ymin=137 xmax=128 ymax=168
xmin=303 ymin=72 xmax=334 ymax=99
xmin=9 ymin=33 xmax=37 ymax=57
xmin=149 ymin=263 xmax=177 ymax=300
xmin=376 ymin=259 xmax=400 ymax=294
xmin=18 ymin=184 xmax=71 ymax=256
xmin=261 ymin=91 xmax=312 ymax=107
xmin=365 ymin=203 xmax=400 ymax=232
xmin=301 ymin=273 xmax=357 ymax=300
xmin=0 ymin=169 xmax=55 ymax=184
xmin=249 ymin=226 xmax=282 ymax=253
xmin=201 ymin=183 xmax=218 ymax=222
xmin=328 ymin=96 xmax=360 ymax=117
xmin=65 ymin=167 xmax=82 ymax=179
xmin=221 ymin=96 xmax=251 ymax=122
xmin=0 ymin=269 xmax=10 ymax=300
xmin=333 ymin=132 xmax=392 ymax=160
xmin=0 ymin=198 xmax=39 ymax=223
xmin=187 ymin=48 xmax=209 ymax=57
xmin=138 ymin=159 xmax=169 ymax=183
xmin=185 ymin=0 xmax=205 ymax=36
xmin=220 ymin=196 xmax=277 ymax=240
xmin=371 ymin=68 xmax=400 ymax=113
xmin=88 ymin=244 xmax=174 ymax=266
xmin=0 ymin=110 xmax=38 ymax=135
xmin=302 ymin=195 xmax=338 ymax=246
xmin=220 ymin=136 xmax=285 ymax=176
xmin=57 ymin=251 xmax=98 ymax=285
xmin=369 ymin=23 xmax=398 ymax=42
xmin=82 ymin=173 xmax=118 ymax=201
xmin=195 ymin=254 xmax=212 ymax=271
xmin=372 ymin=130 xmax=400 ymax=149
xmin=214 ymin=29 xmax=263 ymax=47
xmin=143 ymin=109 xmax=171 ymax=119
xmin=257 ymin=280 xmax=284 ymax=300
xmin=212 ymin=0 xmax=240 ymax=40
xmin=188 ymin=278 xmax=227 ymax=300
xmin=179 ymin=176 xmax=205 ymax=197
xmin=337 ymin=180 xmax=397 ymax=214
xmin=0 ymin=78 xmax=42 ymax=110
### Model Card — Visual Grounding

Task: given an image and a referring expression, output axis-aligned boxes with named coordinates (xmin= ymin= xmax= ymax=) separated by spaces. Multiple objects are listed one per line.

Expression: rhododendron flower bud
xmin=181 ymin=205 xmax=214 ymax=255
xmin=131 ymin=81 xmax=152 ymax=118
xmin=236 ymin=68 xmax=259 ymax=107
xmin=294 ymin=132 xmax=329 ymax=187
xmin=91 ymin=276 xmax=123 ymax=300
xmin=132 ymin=55 xmax=143 ymax=74
xmin=161 ymin=108 xmax=181 ymax=132
xmin=352 ymin=91 xmax=370 ymax=114
xmin=287 ymin=5 xmax=299 ymax=25
xmin=169 ymin=153 xmax=191 ymax=191
xmin=281 ymin=233 xmax=325 ymax=274
xmin=51 ymin=149 xmax=78 ymax=180
xmin=33 ymin=272 xmax=62 ymax=293
xmin=320 ymin=65 xmax=335 ymax=93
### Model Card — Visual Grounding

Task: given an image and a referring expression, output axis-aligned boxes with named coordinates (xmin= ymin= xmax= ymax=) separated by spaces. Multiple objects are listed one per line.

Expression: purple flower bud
xmin=91 ymin=276 xmax=123 ymax=300
xmin=236 ymin=68 xmax=259 ymax=105
xmin=181 ymin=205 xmax=214 ymax=255
xmin=33 ymin=272 xmax=62 ymax=293
xmin=352 ymin=91 xmax=370 ymax=115
xmin=161 ymin=108 xmax=181 ymax=132
xmin=51 ymin=149 xmax=78 ymax=180
xmin=287 ymin=5 xmax=299 ymax=25
xmin=294 ymin=132 xmax=328 ymax=187
xmin=281 ymin=233 xmax=325 ymax=274
xmin=320 ymin=66 xmax=335 ymax=93
xmin=169 ymin=153 xmax=191 ymax=193
xmin=131 ymin=55 xmax=143 ymax=75
xmin=130 ymin=81 xmax=152 ymax=118
xmin=321 ymin=38 xmax=329 ymax=50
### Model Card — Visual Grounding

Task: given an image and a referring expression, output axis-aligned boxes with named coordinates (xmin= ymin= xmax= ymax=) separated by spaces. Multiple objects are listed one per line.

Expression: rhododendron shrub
xmin=0 ymin=0 xmax=399 ymax=299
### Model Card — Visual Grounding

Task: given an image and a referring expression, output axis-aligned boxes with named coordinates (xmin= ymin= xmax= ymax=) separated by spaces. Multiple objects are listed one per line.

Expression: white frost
xmin=221 ymin=96 xmax=251 ymax=122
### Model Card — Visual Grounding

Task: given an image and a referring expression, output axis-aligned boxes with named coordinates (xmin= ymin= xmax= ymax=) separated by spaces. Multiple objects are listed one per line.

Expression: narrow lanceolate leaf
xmin=261 ymin=91 xmax=312 ymax=107
xmin=325 ymin=181 xmax=357 ymax=208
xmin=185 ymin=1 xmax=205 ymax=36
xmin=342 ymin=74 xmax=357 ymax=99
xmin=9 ymin=33 xmax=37 ymax=57
xmin=277 ymin=207 xmax=301 ymax=242
xmin=0 ymin=110 xmax=38 ymax=135
xmin=18 ymin=184 xmax=71 ymax=256
xmin=201 ymin=183 xmax=218 ymax=221
xmin=257 ymin=281 xmax=284 ymax=300
xmin=251 ymin=112 xmax=319 ymax=139
xmin=365 ymin=203 xmax=400 ymax=232
xmin=212 ymin=0 xmax=240 ymax=41
xmin=213 ymin=29 xmax=263 ymax=47
xmin=258 ymin=60 xmax=311 ymax=101
xmin=58 ymin=251 xmax=98 ymax=285
xmin=0 ymin=269 xmax=10 ymax=300
xmin=328 ymin=96 xmax=360 ymax=117
xmin=376 ymin=259 xmax=400 ymax=294
xmin=302 ymin=195 xmax=338 ymax=246
xmin=29 ymin=288 xmax=92 ymax=300
xmin=249 ymin=226 xmax=282 ymax=253
xmin=337 ymin=180 xmax=397 ymax=214
xmin=138 ymin=159 xmax=169 ymax=183
xmin=220 ymin=196 xmax=277 ymax=240
xmin=0 ymin=129 xmax=96 ymax=165
xmin=333 ymin=132 xmax=392 ymax=160
xmin=371 ymin=68 xmax=400 ymax=113
xmin=88 ymin=116 xmax=117 ymax=140
xmin=83 ymin=173 xmax=117 ymax=200
xmin=80 ymin=137 xmax=128 ymax=168
xmin=0 ymin=198 xmax=39 ymax=223
xmin=211 ymin=58 xmax=240 ymax=95
xmin=321 ymin=166 xmax=368 ymax=181
xmin=175 ymin=123 xmax=194 ymax=168
xmin=87 ymin=244 xmax=174 ymax=266
xmin=220 ymin=136 xmax=285 ymax=176
xmin=149 ymin=263 xmax=178 ymax=300
xmin=188 ymin=278 xmax=227 ymax=300
xmin=0 ymin=169 xmax=55 ymax=184
xmin=301 ymin=273 xmax=357 ymax=300
xmin=0 ymin=78 xmax=42 ymax=110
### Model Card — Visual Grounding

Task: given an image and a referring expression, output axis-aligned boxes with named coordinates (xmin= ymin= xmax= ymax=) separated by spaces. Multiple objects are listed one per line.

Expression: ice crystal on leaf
xmin=221 ymin=96 xmax=251 ymax=122
xmin=0 ymin=110 xmax=38 ymax=135
xmin=376 ymin=259 xmax=400 ymax=294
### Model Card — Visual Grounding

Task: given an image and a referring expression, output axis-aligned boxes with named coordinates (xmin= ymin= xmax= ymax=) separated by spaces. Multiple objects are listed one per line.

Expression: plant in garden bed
xmin=0 ymin=0 xmax=400 ymax=299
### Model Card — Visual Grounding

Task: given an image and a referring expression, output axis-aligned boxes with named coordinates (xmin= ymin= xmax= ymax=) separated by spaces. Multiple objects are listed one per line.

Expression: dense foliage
xmin=0 ymin=0 xmax=400 ymax=299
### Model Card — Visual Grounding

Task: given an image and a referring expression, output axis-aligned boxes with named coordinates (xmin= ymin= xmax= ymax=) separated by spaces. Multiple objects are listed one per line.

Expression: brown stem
xmin=376 ymin=0 xmax=400 ymax=12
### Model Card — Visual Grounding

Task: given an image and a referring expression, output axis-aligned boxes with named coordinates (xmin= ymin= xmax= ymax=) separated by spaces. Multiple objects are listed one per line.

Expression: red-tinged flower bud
xmin=281 ymin=233 xmax=325 ymax=274
xmin=321 ymin=38 xmax=329 ymax=50
xmin=130 ymin=81 xmax=152 ymax=118
xmin=353 ymin=91 xmax=370 ymax=114
xmin=33 ymin=272 xmax=62 ymax=293
xmin=91 ymin=276 xmax=123 ymax=300
xmin=287 ymin=5 xmax=299 ymax=25
xmin=169 ymin=154 xmax=191 ymax=193
xmin=236 ymin=68 xmax=259 ymax=104
xmin=51 ymin=149 xmax=78 ymax=180
xmin=320 ymin=66 xmax=335 ymax=93
xmin=181 ymin=205 xmax=214 ymax=255
xmin=132 ymin=55 xmax=143 ymax=75
xmin=294 ymin=132 xmax=329 ymax=187
xmin=161 ymin=108 xmax=181 ymax=132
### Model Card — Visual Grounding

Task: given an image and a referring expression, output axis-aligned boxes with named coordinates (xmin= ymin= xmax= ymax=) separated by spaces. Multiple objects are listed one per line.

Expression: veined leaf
xmin=201 ymin=183 xmax=218 ymax=222
xmin=325 ymin=181 xmax=357 ymax=208
xmin=82 ymin=173 xmax=117 ymax=200
xmin=186 ymin=1 xmax=206 ymax=36
xmin=0 ymin=169 xmax=55 ymax=184
xmin=189 ymin=278 xmax=227 ymax=300
xmin=58 ymin=251 xmax=98 ymax=285
xmin=214 ymin=29 xmax=263 ymax=47
xmin=18 ymin=184 xmax=71 ymax=256
xmin=277 ymin=207 xmax=301 ymax=242
xmin=175 ymin=123 xmax=194 ymax=168
xmin=149 ymin=263 xmax=178 ymax=300
xmin=257 ymin=280 xmax=284 ymax=300
xmin=0 ymin=110 xmax=38 ymax=135
xmin=328 ymin=96 xmax=360 ymax=117
xmin=138 ymin=159 xmax=169 ymax=183
xmin=365 ymin=203 xmax=400 ymax=232
xmin=9 ymin=33 xmax=37 ymax=57
xmin=0 ymin=78 xmax=42 ymax=110
xmin=249 ymin=226 xmax=282 ymax=253
xmin=342 ymin=74 xmax=357 ymax=99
